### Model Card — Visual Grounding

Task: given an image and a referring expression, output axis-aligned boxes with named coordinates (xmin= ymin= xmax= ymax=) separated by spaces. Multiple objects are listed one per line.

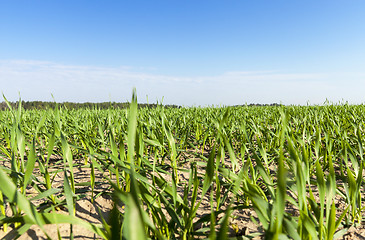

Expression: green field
xmin=0 ymin=94 xmax=364 ymax=239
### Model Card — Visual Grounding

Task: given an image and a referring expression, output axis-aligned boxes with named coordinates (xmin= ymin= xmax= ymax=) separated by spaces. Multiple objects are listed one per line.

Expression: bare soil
xmin=1 ymin=154 xmax=365 ymax=239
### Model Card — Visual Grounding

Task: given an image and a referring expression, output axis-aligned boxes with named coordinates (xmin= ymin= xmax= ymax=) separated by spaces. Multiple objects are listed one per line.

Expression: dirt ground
xmin=1 ymin=156 xmax=365 ymax=239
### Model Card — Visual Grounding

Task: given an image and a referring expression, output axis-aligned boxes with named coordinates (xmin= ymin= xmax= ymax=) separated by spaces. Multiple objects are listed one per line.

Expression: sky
xmin=1 ymin=1 xmax=365 ymax=106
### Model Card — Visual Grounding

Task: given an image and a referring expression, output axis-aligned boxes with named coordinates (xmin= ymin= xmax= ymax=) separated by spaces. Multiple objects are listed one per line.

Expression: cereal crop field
xmin=1 ymin=93 xmax=365 ymax=239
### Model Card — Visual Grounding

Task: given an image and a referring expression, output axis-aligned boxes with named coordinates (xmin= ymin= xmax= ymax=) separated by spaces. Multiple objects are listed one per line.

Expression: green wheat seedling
xmin=1 ymin=94 xmax=365 ymax=239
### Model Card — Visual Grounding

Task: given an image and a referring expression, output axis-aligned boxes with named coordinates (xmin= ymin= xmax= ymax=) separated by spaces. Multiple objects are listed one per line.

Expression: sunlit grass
xmin=0 ymin=93 xmax=364 ymax=239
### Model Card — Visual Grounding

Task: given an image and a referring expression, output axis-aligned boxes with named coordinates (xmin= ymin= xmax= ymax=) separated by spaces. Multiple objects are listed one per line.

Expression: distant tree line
xmin=0 ymin=101 xmax=182 ymax=111
xmin=238 ymin=103 xmax=282 ymax=107
xmin=0 ymin=101 xmax=282 ymax=111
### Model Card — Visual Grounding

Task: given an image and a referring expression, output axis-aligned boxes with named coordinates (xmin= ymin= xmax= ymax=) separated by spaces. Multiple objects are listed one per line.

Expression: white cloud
xmin=0 ymin=59 xmax=364 ymax=105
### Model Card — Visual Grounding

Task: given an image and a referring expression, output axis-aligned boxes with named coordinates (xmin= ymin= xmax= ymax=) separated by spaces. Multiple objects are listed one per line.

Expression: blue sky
xmin=1 ymin=1 xmax=365 ymax=105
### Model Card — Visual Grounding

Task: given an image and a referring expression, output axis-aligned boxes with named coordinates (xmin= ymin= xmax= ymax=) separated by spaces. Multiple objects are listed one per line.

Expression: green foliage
xmin=0 ymin=95 xmax=364 ymax=239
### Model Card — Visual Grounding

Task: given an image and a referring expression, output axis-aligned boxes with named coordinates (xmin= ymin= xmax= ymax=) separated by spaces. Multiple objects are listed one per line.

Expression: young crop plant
xmin=0 ymin=94 xmax=365 ymax=239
